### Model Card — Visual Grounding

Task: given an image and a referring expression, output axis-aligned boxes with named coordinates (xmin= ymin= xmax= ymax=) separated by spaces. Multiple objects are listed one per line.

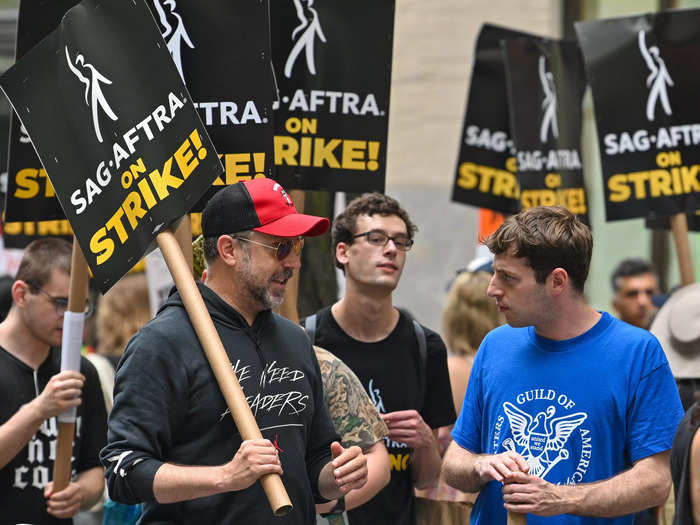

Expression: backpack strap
xmin=304 ymin=313 xmax=318 ymax=344
xmin=411 ymin=319 xmax=427 ymax=411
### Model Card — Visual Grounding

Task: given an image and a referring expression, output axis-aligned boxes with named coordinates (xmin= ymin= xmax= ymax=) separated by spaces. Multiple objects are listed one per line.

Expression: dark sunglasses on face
xmin=351 ymin=229 xmax=414 ymax=251
xmin=25 ymin=280 xmax=92 ymax=316
xmin=230 ymin=235 xmax=304 ymax=261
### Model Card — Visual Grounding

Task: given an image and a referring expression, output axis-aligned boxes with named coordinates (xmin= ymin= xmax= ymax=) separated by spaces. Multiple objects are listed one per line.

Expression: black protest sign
xmin=3 ymin=0 xmax=79 ymax=249
xmin=451 ymin=25 xmax=538 ymax=214
xmin=0 ymin=0 xmax=223 ymax=292
xmin=146 ymin=0 xmax=274 ymax=211
xmin=270 ymin=0 xmax=394 ymax=192
xmin=576 ymin=10 xmax=700 ymax=221
xmin=503 ymin=38 xmax=589 ymax=223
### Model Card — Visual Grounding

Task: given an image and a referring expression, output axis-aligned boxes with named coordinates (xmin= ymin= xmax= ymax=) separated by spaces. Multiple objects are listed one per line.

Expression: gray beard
xmin=237 ymin=251 xmax=292 ymax=310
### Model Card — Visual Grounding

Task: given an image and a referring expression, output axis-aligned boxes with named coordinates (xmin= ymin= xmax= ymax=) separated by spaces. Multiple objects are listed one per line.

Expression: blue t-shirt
xmin=452 ymin=312 xmax=683 ymax=525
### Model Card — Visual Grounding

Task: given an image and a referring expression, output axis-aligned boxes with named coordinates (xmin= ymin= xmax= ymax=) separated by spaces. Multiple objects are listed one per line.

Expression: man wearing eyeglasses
xmin=102 ymin=178 xmax=368 ymax=525
xmin=0 ymin=238 xmax=106 ymax=524
xmin=304 ymin=193 xmax=455 ymax=525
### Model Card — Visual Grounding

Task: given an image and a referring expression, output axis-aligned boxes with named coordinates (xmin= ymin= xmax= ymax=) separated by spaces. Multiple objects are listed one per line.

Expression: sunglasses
xmin=230 ymin=235 xmax=304 ymax=261
xmin=25 ymin=280 xmax=92 ymax=316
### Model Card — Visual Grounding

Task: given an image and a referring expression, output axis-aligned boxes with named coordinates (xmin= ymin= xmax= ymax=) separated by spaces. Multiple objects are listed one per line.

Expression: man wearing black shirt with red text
xmin=306 ymin=193 xmax=455 ymax=524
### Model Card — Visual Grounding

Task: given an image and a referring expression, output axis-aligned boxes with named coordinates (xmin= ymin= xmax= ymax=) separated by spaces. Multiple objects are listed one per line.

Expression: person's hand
xmin=44 ymin=480 xmax=82 ymax=518
xmin=502 ymin=471 xmax=566 ymax=516
xmin=380 ymin=410 xmax=434 ymax=449
xmin=222 ymin=439 xmax=283 ymax=492
xmin=473 ymin=451 xmax=529 ymax=484
xmin=329 ymin=441 xmax=367 ymax=494
xmin=32 ymin=371 xmax=85 ymax=420
xmin=316 ymin=499 xmax=337 ymax=514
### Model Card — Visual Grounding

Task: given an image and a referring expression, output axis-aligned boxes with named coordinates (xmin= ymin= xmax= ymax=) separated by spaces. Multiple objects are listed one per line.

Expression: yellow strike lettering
xmin=105 ymin=208 xmax=129 ymax=244
xmin=90 ymin=227 xmax=114 ymax=265
xmin=224 ymin=153 xmax=252 ymax=184
xmin=312 ymin=138 xmax=341 ymax=168
xmin=148 ymin=158 xmax=182 ymax=200
xmin=174 ymin=137 xmax=198 ymax=180
xmin=122 ymin=191 xmax=147 ymax=229
xmin=14 ymin=169 xmax=40 ymax=199
xmin=492 ymin=171 xmax=520 ymax=199
xmin=681 ymin=165 xmax=700 ymax=193
xmin=342 ymin=140 xmax=366 ymax=170
xmin=37 ymin=220 xmax=63 ymax=236
xmin=300 ymin=137 xmax=312 ymax=166
xmin=2 ymin=222 xmax=20 ymax=234
xmin=40 ymin=171 xmax=55 ymax=197
xmin=478 ymin=167 xmax=496 ymax=193
xmin=627 ymin=172 xmax=649 ymax=199
xmin=137 ymin=178 xmax=157 ymax=209
xmin=649 ymin=170 xmax=673 ymax=197
xmin=608 ymin=174 xmax=632 ymax=202
xmin=274 ymin=136 xmax=299 ymax=166
xmin=389 ymin=454 xmax=402 ymax=471
xmin=457 ymin=163 xmax=479 ymax=189
xmin=130 ymin=158 xmax=147 ymax=178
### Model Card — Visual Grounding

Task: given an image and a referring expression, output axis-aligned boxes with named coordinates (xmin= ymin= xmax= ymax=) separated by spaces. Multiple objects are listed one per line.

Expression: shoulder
xmin=314 ymin=346 xmax=359 ymax=384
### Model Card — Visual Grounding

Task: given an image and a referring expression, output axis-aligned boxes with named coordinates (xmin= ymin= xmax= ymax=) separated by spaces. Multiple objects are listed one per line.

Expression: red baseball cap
xmin=202 ymin=178 xmax=329 ymax=238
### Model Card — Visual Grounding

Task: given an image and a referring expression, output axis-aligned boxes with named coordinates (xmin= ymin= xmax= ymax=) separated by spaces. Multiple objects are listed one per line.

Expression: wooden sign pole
xmin=52 ymin=238 xmax=90 ymax=491
xmin=157 ymin=229 xmax=292 ymax=516
xmin=670 ymin=213 xmax=695 ymax=286
xmin=508 ymin=512 xmax=526 ymax=525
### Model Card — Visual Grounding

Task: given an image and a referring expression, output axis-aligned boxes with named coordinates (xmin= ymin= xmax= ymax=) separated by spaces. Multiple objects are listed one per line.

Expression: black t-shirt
xmin=310 ymin=307 xmax=456 ymax=525
xmin=671 ymin=403 xmax=700 ymax=525
xmin=0 ymin=347 xmax=107 ymax=525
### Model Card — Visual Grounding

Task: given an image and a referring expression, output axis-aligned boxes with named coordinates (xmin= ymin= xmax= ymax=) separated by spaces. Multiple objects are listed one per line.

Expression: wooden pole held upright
xmin=508 ymin=512 xmax=527 ymax=525
xmin=157 ymin=229 xmax=293 ymax=516
xmin=52 ymin=239 xmax=90 ymax=492
xmin=670 ymin=213 xmax=695 ymax=286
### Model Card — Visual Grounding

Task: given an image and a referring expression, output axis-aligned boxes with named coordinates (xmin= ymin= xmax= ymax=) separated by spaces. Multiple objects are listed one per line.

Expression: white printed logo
xmin=538 ymin=55 xmax=558 ymax=143
xmin=19 ymin=123 xmax=30 ymax=144
xmin=368 ymin=379 xmax=385 ymax=414
xmin=284 ymin=0 xmax=326 ymax=79
xmin=153 ymin=0 xmax=194 ymax=82
xmin=65 ymin=47 xmax=118 ymax=143
xmin=639 ymin=30 xmax=673 ymax=122
xmin=272 ymin=182 xmax=293 ymax=206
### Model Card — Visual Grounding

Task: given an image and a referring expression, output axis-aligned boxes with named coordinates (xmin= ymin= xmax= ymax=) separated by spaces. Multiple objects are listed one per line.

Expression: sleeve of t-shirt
xmin=451 ymin=339 xmax=486 ymax=453
xmin=100 ymin=328 xmax=188 ymax=504
xmin=75 ymin=356 xmax=107 ymax=473
xmin=421 ymin=328 xmax=457 ymax=429
xmin=627 ymin=339 xmax=684 ymax=464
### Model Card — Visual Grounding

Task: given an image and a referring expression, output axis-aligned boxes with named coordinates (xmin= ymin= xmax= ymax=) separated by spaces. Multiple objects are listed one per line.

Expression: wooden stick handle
xmin=670 ymin=213 xmax=695 ymax=286
xmin=52 ymin=239 xmax=90 ymax=491
xmin=508 ymin=511 xmax=527 ymax=525
xmin=157 ymin=229 xmax=293 ymax=517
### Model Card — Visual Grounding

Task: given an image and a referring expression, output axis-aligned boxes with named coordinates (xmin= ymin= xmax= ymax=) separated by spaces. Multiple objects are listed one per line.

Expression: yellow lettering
xmin=312 ymin=138 xmax=341 ymax=168
xmin=14 ymin=169 xmax=40 ymax=199
xmin=608 ymin=174 xmax=632 ymax=202
xmin=274 ymin=136 xmax=299 ymax=166
xmin=341 ymin=140 xmax=366 ymax=170
xmin=121 ymin=192 xmax=147 ymax=230
xmin=105 ymin=208 xmax=129 ymax=244
xmin=148 ymin=158 xmax=182 ymax=200
xmin=90 ymin=227 xmax=114 ymax=265
xmin=174 ymin=137 xmax=198 ymax=180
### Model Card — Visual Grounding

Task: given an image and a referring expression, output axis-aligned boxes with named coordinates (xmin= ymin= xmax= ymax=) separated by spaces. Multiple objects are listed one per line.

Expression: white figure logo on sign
xmin=65 ymin=47 xmax=119 ymax=144
xmin=284 ymin=0 xmax=326 ymax=79
xmin=153 ymin=0 xmax=194 ymax=82
xmin=539 ymin=55 xmax=559 ymax=143
xmin=639 ymin=30 xmax=673 ymax=122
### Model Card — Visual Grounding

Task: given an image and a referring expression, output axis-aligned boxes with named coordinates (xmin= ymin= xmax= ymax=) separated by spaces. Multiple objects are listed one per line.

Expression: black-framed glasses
xmin=230 ymin=235 xmax=304 ymax=261
xmin=26 ymin=280 xmax=92 ymax=316
xmin=351 ymin=230 xmax=414 ymax=251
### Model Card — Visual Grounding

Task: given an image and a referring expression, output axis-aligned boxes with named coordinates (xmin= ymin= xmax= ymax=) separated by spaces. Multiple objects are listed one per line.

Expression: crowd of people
xmin=0 ymin=178 xmax=698 ymax=524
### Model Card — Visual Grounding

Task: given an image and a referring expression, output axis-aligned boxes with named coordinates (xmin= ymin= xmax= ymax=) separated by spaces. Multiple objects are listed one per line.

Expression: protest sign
xmin=0 ymin=0 xmax=223 ymax=293
xmin=576 ymin=10 xmax=700 ymax=221
xmin=146 ymin=0 xmax=274 ymax=210
xmin=503 ymin=37 xmax=589 ymax=223
xmin=451 ymin=24 xmax=539 ymax=214
xmin=270 ymin=0 xmax=394 ymax=192
xmin=3 ymin=0 xmax=79 ymax=247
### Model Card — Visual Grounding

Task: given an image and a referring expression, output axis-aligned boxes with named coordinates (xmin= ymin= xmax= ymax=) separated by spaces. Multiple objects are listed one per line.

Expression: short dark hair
xmin=15 ymin=238 xmax=72 ymax=287
xmin=486 ymin=206 xmax=592 ymax=292
xmin=331 ymin=193 xmax=417 ymax=270
xmin=611 ymin=259 xmax=657 ymax=292
xmin=202 ymin=230 xmax=253 ymax=266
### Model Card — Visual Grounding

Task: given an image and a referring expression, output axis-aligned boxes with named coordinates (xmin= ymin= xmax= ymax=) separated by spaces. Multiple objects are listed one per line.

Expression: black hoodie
xmin=101 ymin=283 xmax=338 ymax=524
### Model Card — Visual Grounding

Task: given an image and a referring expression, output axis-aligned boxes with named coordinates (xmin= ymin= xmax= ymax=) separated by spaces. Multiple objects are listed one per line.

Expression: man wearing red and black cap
xmin=102 ymin=179 xmax=368 ymax=525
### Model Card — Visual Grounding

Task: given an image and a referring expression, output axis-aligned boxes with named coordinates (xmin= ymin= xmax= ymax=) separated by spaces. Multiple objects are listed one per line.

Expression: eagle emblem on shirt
xmin=502 ymin=402 xmax=587 ymax=479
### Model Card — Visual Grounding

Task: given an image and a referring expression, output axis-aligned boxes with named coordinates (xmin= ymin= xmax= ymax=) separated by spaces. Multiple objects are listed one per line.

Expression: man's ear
xmin=12 ymin=280 xmax=28 ymax=307
xmin=336 ymin=242 xmax=350 ymax=268
xmin=216 ymin=235 xmax=239 ymax=267
xmin=549 ymin=268 xmax=568 ymax=297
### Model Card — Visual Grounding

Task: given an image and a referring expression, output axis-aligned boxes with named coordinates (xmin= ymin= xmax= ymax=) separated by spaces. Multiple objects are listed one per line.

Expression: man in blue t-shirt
xmin=442 ymin=206 xmax=683 ymax=524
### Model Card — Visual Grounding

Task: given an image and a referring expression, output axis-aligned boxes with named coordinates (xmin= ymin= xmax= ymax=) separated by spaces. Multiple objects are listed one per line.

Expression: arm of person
xmin=317 ymin=442 xmax=368 ymax=501
xmin=380 ymin=409 xmax=442 ymax=489
xmin=442 ymin=440 xmax=530 ymax=494
xmin=317 ymin=440 xmax=390 ymax=513
xmin=502 ymin=450 xmax=672 ymax=517
xmin=0 ymin=370 xmax=84 ymax=470
xmin=152 ymin=439 xmax=283 ymax=504
xmin=43 ymin=465 xmax=104 ymax=519
xmin=689 ymin=429 xmax=700 ymax=524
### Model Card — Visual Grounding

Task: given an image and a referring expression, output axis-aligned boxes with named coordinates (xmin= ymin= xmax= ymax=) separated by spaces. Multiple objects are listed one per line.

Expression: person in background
xmin=670 ymin=392 xmax=700 ymax=525
xmin=611 ymin=258 xmax=660 ymax=330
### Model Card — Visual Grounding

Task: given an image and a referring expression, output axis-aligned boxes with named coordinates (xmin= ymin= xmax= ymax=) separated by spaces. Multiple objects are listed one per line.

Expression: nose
xmin=487 ymin=276 xmax=501 ymax=298
xmin=383 ymin=239 xmax=398 ymax=256
xmin=283 ymin=250 xmax=302 ymax=270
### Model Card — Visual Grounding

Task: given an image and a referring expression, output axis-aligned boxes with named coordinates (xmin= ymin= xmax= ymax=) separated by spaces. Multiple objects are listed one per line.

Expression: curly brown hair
xmin=331 ymin=193 xmax=417 ymax=271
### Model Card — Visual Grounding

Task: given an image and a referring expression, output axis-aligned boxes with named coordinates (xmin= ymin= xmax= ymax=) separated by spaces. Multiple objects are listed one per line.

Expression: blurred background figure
xmin=670 ymin=392 xmax=700 ymax=525
xmin=415 ymin=270 xmax=504 ymax=524
xmin=610 ymin=258 xmax=660 ymax=330
xmin=0 ymin=274 xmax=14 ymax=321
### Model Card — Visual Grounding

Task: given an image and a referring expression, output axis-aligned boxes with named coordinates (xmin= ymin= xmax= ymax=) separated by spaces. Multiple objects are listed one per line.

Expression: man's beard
xmin=238 ymin=251 xmax=293 ymax=310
